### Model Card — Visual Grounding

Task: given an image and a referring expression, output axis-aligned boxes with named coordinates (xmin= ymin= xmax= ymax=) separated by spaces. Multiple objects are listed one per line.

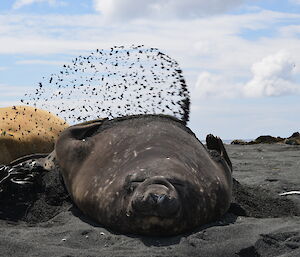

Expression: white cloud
xmin=0 ymin=36 xmax=101 ymax=55
xmin=193 ymin=51 xmax=300 ymax=99
xmin=0 ymin=11 xmax=299 ymax=59
xmin=279 ymin=25 xmax=300 ymax=37
xmin=0 ymin=84 xmax=34 ymax=98
xmin=93 ymin=0 xmax=245 ymax=21
xmin=0 ymin=11 xmax=300 ymax=102
xmin=16 ymin=59 xmax=66 ymax=65
xmin=243 ymin=50 xmax=299 ymax=97
xmin=193 ymin=72 xmax=241 ymax=99
xmin=12 ymin=0 xmax=64 ymax=9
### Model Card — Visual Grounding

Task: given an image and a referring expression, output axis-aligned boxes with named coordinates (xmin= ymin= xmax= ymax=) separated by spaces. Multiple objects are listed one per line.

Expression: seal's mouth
xmin=126 ymin=176 xmax=181 ymax=219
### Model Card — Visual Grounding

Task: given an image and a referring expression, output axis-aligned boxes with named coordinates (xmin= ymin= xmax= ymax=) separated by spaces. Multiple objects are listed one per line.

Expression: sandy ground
xmin=0 ymin=143 xmax=299 ymax=257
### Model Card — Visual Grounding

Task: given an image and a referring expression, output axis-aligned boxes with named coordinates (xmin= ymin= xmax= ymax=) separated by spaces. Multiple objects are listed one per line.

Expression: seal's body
xmin=55 ymin=115 xmax=232 ymax=236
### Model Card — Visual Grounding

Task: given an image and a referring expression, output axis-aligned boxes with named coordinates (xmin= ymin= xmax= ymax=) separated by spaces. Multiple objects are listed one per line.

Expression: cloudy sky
xmin=1 ymin=0 xmax=300 ymax=140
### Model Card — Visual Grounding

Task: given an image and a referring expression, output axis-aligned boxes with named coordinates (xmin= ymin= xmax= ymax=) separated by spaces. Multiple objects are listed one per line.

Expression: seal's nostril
xmin=149 ymin=193 xmax=167 ymax=204
xmin=157 ymin=194 xmax=166 ymax=203
xmin=149 ymin=193 xmax=159 ymax=202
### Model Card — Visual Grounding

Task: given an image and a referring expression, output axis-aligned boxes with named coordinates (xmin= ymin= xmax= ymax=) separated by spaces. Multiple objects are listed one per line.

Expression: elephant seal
xmin=53 ymin=114 xmax=232 ymax=236
xmin=0 ymin=105 xmax=68 ymax=164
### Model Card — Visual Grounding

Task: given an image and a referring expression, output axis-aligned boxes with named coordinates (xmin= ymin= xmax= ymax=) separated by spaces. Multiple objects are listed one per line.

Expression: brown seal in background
xmin=0 ymin=106 xmax=68 ymax=164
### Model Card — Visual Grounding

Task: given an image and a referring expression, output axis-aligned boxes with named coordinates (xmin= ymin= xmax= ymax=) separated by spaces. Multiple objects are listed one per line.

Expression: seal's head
xmin=122 ymin=162 xmax=194 ymax=235
xmin=128 ymin=176 xmax=180 ymax=219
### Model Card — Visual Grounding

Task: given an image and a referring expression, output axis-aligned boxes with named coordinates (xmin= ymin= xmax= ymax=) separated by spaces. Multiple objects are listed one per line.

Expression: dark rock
xmin=231 ymin=140 xmax=247 ymax=145
xmin=289 ymin=132 xmax=300 ymax=138
xmin=253 ymin=135 xmax=284 ymax=144
xmin=230 ymin=133 xmax=300 ymax=145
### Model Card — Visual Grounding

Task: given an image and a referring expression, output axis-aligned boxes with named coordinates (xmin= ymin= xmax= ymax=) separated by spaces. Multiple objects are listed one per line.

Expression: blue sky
xmin=1 ymin=0 xmax=300 ymax=140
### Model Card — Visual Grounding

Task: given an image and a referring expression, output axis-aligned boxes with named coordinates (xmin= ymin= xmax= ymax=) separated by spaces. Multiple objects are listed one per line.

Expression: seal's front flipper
xmin=206 ymin=134 xmax=232 ymax=171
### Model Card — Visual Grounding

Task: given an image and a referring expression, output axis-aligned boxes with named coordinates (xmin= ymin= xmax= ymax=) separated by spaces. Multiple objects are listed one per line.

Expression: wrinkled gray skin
xmin=52 ymin=114 xmax=232 ymax=236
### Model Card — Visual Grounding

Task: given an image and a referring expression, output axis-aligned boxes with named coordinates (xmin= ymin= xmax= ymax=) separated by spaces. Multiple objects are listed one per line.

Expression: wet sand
xmin=0 ymin=143 xmax=299 ymax=257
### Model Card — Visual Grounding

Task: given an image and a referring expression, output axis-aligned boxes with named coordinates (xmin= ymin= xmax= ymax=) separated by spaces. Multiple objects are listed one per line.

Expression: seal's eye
xmin=171 ymin=181 xmax=185 ymax=188
xmin=126 ymin=183 xmax=137 ymax=193
xmin=124 ymin=175 xmax=146 ymax=194
xmin=125 ymin=182 xmax=140 ymax=193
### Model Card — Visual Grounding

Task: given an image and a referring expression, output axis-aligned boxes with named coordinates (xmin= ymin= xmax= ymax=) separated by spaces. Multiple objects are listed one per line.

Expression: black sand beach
xmin=0 ymin=143 xmax=299 ymax=257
